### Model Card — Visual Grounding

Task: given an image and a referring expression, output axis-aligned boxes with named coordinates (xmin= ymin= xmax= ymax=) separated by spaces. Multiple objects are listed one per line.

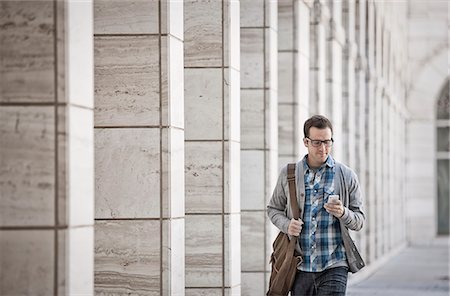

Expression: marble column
xmin=366 ymin=0 xmax=377 ymax=264
xmin=374 ymin=8 xmax=384 ymax=258
xmin=342 ymin=0 xmax=357 ymax=169
xmin=93 ymin=0 xmax=185 ymax=294
xmin=278 ymin=0 xmax=311 ymax=167
xmin=0 ymin=0 xmax=94 ymax=294
xmin=184 ymin=1 xmax=241 ymax=295
xmin=326 ymin=0 xmax=344 ymax=162
xmin=355 ymin=0 xmax=369 ymax=262
xmin=388 ymin=103 xmax=395 ymax=251
xmin=240 ymin=0 xmax=277 ymax=294
xmin=310 ymin=0 xmax=329 ymax=116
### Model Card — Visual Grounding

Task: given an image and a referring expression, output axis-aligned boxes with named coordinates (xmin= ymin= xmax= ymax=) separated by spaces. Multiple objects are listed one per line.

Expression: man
xmin=267 ymin=115 xmax=365 ymax=296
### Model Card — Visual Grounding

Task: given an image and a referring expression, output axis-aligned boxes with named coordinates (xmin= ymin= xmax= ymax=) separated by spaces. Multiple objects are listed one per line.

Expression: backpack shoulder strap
xmin=287 ymin=163 xmax=300 ymax=220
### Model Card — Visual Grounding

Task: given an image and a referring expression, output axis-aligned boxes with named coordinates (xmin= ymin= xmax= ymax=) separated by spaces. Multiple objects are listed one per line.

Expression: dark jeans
xmin=291 ymin=266 xmax=348 ymax=296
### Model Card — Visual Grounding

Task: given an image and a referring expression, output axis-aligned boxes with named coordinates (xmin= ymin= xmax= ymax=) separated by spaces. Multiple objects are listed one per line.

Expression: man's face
xmin=303 ymin=127 xmax=333 ymax=167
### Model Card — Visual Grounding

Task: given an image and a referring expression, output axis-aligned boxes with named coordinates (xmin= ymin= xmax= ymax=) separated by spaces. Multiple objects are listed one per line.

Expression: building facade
xmin=0 ymin=0 xmax=448 ymax=295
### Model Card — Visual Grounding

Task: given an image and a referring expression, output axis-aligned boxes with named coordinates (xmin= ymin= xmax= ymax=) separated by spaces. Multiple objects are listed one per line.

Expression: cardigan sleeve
xmin=267 ymin=166 xmax=291 ymax=234
xmin=339 ymin=169 xmax=365 ymax=231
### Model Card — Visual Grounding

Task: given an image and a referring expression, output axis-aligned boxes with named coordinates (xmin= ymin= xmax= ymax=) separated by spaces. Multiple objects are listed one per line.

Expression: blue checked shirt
xmin=299 ymin=155 xmax=346 ymax=272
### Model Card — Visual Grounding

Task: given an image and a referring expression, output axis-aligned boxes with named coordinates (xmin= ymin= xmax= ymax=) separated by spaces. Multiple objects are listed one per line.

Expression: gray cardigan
xmin=267 ymin=158 xmax=366 ymax=272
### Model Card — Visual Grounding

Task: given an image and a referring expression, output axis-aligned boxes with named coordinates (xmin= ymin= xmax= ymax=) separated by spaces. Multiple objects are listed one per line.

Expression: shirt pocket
xmin=323 ymin=187 xmax=335 ymax=202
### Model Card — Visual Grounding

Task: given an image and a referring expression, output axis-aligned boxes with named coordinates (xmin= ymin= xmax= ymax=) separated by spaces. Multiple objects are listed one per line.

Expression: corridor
xmin=348 ymin=238 xmax=449 ymax=296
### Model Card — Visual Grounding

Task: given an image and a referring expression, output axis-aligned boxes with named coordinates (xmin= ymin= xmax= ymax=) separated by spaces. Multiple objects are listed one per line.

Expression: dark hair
xmin=303 ymin=115 xmax=333 ymax=138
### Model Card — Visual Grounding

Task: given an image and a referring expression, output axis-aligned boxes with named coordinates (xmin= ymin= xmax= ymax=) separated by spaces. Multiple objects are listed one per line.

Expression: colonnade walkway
xmin=347 ymin=237 xmax=449 ymax=296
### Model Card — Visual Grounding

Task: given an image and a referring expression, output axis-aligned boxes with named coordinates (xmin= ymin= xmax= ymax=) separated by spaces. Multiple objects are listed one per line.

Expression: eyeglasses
xmin=306 ymin=137 xmax=334 ymax=147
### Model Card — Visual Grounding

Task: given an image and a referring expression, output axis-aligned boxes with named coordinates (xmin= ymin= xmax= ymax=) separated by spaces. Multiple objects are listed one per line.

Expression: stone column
xmin=374 ymin=8 xmax=384 ymax=257
xmin=240 ymin=0 xmax=277 ymax=294
xmin=366 ymin=0 xmax=377 ymax=263
xmin=310 ymin=0 xmax=329 ymax=116
xmin=355 ymin=0 xmax=369 ymax=262
xmin=326 ymin=0 xmax=344 ymax=161
xmin=0 ymin=0 xmax=94 ymax=294
xmin=93 ymin=0 xmax=185 ymax=294
xmin=342 ymin=0 xmax=357 ymax=168
xmin=278 ymin=0 xmax=311 ymax=166
xmin=388 ymin=103 xmax=395 ymax=251
xmin=381 ymin=94 xmax=389 ymax=253
xmin=184 ymin=1 xmax=240 ymax=295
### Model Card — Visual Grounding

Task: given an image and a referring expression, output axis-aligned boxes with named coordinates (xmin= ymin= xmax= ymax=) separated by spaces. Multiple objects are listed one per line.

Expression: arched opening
xmin=436 ymin=79 xmax=449 ymax=235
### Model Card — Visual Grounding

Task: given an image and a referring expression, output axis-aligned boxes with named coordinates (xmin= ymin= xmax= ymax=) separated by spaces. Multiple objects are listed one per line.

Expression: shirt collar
xmin=302 ymin=154 xmax=335 ymax=171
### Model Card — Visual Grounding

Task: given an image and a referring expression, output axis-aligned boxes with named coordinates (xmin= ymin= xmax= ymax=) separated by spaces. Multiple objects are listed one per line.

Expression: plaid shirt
xmin=299 ymin=155 xmax=346 ymax=272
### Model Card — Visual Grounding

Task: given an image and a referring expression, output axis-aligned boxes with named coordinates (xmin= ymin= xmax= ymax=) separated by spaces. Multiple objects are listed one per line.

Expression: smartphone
xmin=328 ymin=195 xmax=340 ymax=204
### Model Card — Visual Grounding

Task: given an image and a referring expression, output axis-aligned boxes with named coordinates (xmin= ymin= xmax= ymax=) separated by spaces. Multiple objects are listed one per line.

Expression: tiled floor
xmin=348 ymin=237 xmax=449 ymax=296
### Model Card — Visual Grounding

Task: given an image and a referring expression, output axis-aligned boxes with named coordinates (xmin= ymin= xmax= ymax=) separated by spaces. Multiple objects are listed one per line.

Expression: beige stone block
xmin=54 ymin=0 xmax=66 ymax=104
xmin=0 ymin=230 xmax=54 ymax=295
xmin=186 ymin=288 xmax=222 ymax=296
xmin=278 ymin=103 xmax=295 ymax=156
xmin=240 ymin=151 xmax=265 ymax=211
xmin=94 ymin=0 xmax=158 ymax=34
xmin=241 ymin=89 xmax=264 ymax=149
xmin=57 ymin=107 xmax=67 ymax=226
xmin=278 ymin=52 xmax=294 ymax=104
xmin=184 ymin=0 xmax=223 ymax=67
xmin=241 ymin=212 xmax=265 ymax=271
xmin=185 ymin=141 xmax=223 ymax=214
xmin=57 ymin=229 xmax=67 ymax=295
xmin=184 ymin=68 xmax=222 ymax=141
xmin=298 ymin=54 xmax=310 ymax=107
xmin=185 ymin=215 xmax=223 ymax=287
xmin=241 ymin=28 xmax=264 ymax=88
xmin=0 ymin=107 xmax=55 ymax=226
xmin=0 ymin=1 xmax=54 ymax=103
xmin=94 ymin=220 xmax=160 ymax=294
xmin=278 ymin=0 xmax=294 ymax=51
xmin=95 ymin=128 xmax=160 ymax=219
xmin=265 ymin=89 xmax=278 ymax=155
xmin=94 ymin=36 xmax=160 ymax=126
xmin=240 ymin=0 xmax=264 ymax=27
xmin=241 ymin=272 xmax=265 ymax=296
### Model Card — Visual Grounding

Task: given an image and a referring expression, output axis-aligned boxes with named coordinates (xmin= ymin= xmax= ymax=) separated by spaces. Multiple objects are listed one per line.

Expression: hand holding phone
xmin=324 ymin=195 xmax=344 ymax=218
xmin=327 ymin=195 xmax=340 ymax=204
